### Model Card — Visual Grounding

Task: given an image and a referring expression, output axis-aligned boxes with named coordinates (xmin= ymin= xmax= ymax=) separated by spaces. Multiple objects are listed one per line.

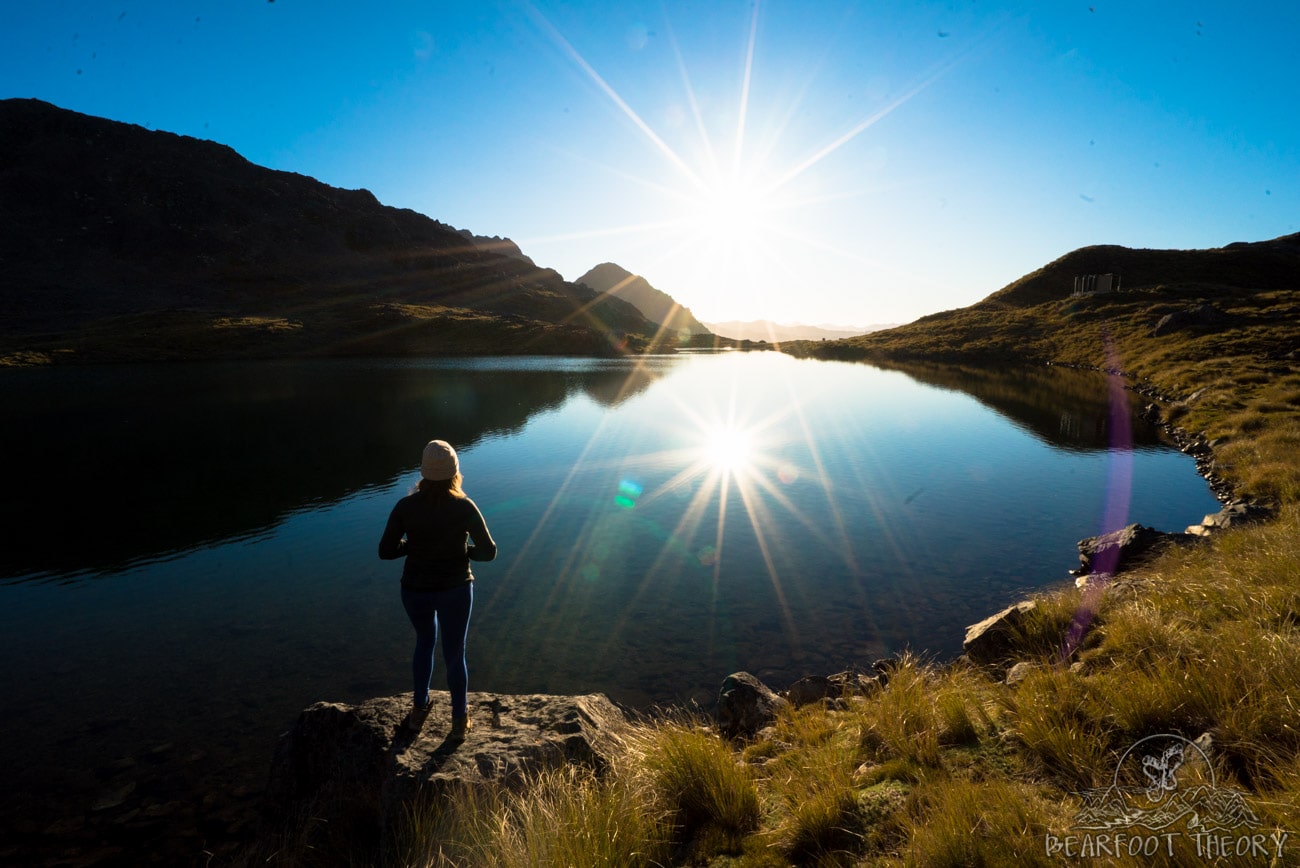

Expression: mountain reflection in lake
xmin=0 ymin=353 xmax=1219 ymax=829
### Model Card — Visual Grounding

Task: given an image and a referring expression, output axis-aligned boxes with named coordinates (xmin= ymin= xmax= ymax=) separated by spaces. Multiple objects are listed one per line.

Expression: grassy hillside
xmin=798 ymin=234 xmax=1298 ymax=365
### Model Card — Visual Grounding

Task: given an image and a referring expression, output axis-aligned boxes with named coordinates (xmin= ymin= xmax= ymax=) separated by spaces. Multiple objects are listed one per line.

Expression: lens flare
xmin=614 ymin=478 xmax=644 ymax=509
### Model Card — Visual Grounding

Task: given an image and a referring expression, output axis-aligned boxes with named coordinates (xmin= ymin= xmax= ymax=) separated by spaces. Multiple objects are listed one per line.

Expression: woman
xmin=379 ymin=439 xmax=497 ymax=738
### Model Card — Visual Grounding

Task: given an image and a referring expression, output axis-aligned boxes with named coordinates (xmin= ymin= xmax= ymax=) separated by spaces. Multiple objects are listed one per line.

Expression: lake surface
xmin=0 ymin=352 xmax=1220 ymax=851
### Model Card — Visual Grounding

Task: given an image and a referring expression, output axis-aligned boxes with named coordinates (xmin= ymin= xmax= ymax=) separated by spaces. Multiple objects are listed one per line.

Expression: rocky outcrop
xmin=716 ymin=672 xmax=788 ymax=739
xmin=962 ymin=600 xmax=1038 ymax=666
xmin=458 ymin=230 xmax=537 ymax=266
xmin=264 ymin=692 xmax=628 ymax=851
xmin=782 ymin=670 xmax=882 ymax=709
xmin=1152 ymin=303 xmax=1229 ymax=337
xmin=1185 ymin=499 xmax=1275 ymax=536
xmin=1076 ymin=523 xmax=1195 ymax=576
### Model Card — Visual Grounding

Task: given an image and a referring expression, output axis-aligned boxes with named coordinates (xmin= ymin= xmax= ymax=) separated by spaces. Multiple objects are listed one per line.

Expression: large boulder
xmin=264 ymin=691 xmax=628 ymax=852
xmin=963 ymin=600 xmax=1037 ymax=666
xmin=717 ymin=672 xmax=788 ymax=739
xmin=1077 ymin=523 xmax=1193 ymax=575
xmin=784 ymin=675 xmax=839 ymax=709
xmin=784 ymin=669 xmax=882 ymax=708
xmin=1152 ymin=303 xmax=1228 ymax=337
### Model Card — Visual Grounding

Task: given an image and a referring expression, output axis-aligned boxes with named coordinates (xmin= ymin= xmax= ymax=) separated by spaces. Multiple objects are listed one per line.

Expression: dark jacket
xmin=378 ymin=492 xmax=497 ymax=591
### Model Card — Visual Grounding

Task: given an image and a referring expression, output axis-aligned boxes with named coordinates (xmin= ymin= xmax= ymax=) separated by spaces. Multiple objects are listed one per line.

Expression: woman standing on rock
xmin=379 ymin=439 xmax=497 ymax=739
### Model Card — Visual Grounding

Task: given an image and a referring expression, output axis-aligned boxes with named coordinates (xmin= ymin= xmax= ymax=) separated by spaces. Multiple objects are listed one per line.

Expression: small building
xmin=1072 ymin=273 xmax=1120 ymax=297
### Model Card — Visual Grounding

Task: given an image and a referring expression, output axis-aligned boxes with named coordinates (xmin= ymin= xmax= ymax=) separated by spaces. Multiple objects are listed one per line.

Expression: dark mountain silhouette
xmin=576 ymin=262 xmax=711 ymax=336
xmin=0 ymin=99 xmax=659 ymax=362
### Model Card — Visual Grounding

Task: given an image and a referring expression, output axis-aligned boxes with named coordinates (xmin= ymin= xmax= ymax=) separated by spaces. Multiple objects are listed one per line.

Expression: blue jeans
xmin=401 ymin=584 xmax=473 ymax=717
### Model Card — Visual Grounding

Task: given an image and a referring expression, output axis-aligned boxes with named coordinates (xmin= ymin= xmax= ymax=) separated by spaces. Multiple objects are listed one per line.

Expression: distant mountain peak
xmin=576 ymin=263 xmax=710 ymax=335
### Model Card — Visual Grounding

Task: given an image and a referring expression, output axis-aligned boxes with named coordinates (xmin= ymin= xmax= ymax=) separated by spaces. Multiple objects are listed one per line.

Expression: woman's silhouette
xmin=379 ymin=439 xmax=497 ymax=738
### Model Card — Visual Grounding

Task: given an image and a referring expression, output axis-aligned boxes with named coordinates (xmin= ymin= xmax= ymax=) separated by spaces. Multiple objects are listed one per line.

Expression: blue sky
xmin=3 ymin=1 xmax=1296 ymax=327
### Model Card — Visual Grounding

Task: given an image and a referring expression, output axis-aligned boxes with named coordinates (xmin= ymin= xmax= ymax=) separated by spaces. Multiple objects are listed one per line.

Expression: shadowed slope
xmin=0 ymin=99 xmax=657 ymax=361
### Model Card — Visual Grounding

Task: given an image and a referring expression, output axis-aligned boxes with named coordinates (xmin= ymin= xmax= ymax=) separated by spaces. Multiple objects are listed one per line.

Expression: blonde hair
xmin=417 ymin=472 xmax=465 ymax=499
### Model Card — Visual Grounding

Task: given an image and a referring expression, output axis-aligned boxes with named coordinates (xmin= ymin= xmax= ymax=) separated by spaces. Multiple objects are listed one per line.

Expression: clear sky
xmin=3 ymin=1 xmax=1296 ymax=328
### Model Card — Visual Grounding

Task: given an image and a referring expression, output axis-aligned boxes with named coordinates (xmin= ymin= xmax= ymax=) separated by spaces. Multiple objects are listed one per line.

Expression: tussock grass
xmin=856 ymin=657 xmax=945 ymax=769
xmin=393 ymin=767 xmax=671 ymax=868
xmin=894 ymin=779 xmax=1065 ymax=868
xmin=767 ymin=730 xmax=864 ymax=865
xmin=858 ymin=658 xmax=1001 ymax=765
xmin=1003 ymin=665 xmax=1112 ymax=789
xmin=629 ymin=719 xmax=761 ymax=852
xmin=1005 ymin=586 xmax=1097 ymax=663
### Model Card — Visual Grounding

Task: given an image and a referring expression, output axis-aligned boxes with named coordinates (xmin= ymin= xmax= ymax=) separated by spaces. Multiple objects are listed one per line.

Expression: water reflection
xmin=1 ymin=357 xmax=1187 ymax=583
xmin=0 ymin=358 xmax=665 ymax=581
xmin=878 ymin=361 xmax=1168 ymax=451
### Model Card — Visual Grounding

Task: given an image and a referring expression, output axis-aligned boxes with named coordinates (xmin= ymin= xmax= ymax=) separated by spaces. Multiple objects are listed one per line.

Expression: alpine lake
xmin=0 ymin=351 xmax=1222 ymax=852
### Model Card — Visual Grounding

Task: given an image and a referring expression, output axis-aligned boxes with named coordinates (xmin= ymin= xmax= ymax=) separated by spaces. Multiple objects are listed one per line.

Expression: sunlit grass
xmin=1002 ymin=665 xmax=1112 ymax=790
xmin=765 ymin=725 xmax=865 ymax=865
xmin=628 ymin=718 xmax=761 ymax=854
xmin=392 ymin=768 xmax=671 ymax=868
xmin=851 ymin=655 xmax=997 ymax=771
xmin=894 ymin=778 xmax=1066 ymax=868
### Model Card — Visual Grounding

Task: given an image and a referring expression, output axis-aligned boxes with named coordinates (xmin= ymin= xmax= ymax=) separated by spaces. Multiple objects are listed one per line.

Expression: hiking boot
xmin=402 ymin=703 xmax=431 ymax=733
xmin=449 ymin=714 xmax=472 ymax=741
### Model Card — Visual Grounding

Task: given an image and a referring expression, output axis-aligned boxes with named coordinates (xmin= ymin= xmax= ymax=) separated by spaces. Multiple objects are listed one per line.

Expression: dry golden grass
xmin=628 ymin=719 xmax=761 ymax=853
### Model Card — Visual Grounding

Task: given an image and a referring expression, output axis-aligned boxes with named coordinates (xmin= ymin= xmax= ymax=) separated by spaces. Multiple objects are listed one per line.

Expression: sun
xmin=703 ymin=422 xmax=754 ymax=474
xmin=690 ymin=174 xmax=771 ymax=251
xmin=522 ymin=0 xmax=966 ymax=325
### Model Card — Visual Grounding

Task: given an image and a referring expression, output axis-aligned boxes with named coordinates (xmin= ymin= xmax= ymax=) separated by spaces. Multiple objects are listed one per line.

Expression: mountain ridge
xmin=789 ymin=232 xmax=1300 ymax=369
xmin=0 ymin=98 xmax=663 ymax=362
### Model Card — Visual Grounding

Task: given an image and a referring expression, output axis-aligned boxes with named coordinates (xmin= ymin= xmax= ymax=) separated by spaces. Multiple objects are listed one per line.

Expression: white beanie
xmin=420 ymin=440 xmax=460 ymax=481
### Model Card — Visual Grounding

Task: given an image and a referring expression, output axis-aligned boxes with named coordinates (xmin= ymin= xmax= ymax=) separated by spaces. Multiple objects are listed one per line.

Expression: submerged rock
xmin=264 ymin=691 xmax=628 ymax=851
